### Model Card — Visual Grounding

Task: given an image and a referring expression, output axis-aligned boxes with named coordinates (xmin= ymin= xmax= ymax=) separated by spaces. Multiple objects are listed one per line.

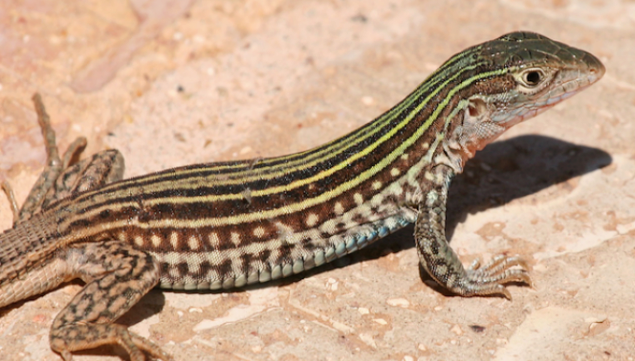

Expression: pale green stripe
xmin=70 ymin=67 xmax=506 ymax=229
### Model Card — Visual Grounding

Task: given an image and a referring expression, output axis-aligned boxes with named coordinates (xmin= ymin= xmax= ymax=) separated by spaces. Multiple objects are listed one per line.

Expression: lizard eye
xmin=521 ymin=69 xmax=544 ymax=87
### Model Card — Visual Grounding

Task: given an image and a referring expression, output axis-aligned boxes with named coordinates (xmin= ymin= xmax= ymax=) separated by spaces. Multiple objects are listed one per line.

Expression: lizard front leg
xmin=414 ymin=164 xmax=532 ymax=299
xmin=51 ymin=241 xmax=172 ymax=361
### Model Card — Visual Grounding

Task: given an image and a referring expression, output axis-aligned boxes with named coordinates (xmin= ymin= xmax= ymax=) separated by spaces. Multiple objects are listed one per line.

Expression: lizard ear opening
xmin=467 ymin=98 xmax=487 ymax=118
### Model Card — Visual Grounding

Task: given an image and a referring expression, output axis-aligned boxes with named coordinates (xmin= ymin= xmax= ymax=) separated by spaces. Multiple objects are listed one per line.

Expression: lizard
xmin=0 ymin=31 xmax=604 ymax=360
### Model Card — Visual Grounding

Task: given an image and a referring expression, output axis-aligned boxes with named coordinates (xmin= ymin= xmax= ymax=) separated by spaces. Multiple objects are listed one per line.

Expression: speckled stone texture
xmin=0 ymin=1 xmax=632 ymax=360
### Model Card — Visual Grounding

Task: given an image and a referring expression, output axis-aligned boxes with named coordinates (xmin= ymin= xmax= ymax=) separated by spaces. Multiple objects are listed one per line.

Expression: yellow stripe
xmin=76 ymin=61 xmax=488 ymax=207
xmin=67 ymin=68 xmax=507 ymax=229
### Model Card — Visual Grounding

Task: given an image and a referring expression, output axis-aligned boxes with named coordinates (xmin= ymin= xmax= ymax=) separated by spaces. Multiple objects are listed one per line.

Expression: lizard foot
xmin=458 ymin=255 xmax=532 ymax=299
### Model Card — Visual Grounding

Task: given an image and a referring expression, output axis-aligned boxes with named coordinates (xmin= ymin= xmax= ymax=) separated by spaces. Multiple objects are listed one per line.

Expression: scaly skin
xmin=0 ymin=32 xmax=604 ymax=360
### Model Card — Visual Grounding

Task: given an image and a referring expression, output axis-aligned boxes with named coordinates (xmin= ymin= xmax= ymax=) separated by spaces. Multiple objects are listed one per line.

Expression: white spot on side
xmin=208 ymin=233 xmax=220 ymax=247
xmin=390 ymin=183 xmax=404 ymax=196
xmin=339 ymin=208 xmax=353 ymax=225
xmin=134 ymin=236 xmax=144 ymax=247
xmin=253 ymin=227 xmax=266 ymax=238
xmin=372 ymin=181 xmax=382 ymax=190
xmin=274 ymin=223 xmax=304 ymax=245
xmin=320 ymin=219 xmax=337 ymax=233
xmin=354 ymin=193 xmax=363 ymax=205
xmin=205 ymin=251 xmax=223 ymax=266
xmin=306 ymin=213 xmax=319 ymax=228
xmin=275 ymin=222 xmax=294 ymax=238
xmin=422 ymin=142 xmax=430 ymax=149
xmin=170 ymin=232 xmax=179 ymax=249
xmin=334 ymin=202 xmax=345 ymax=215
xmin=151 ymin=235 xmax=162 ymax=248
xmin=188 ymin=236 xmax=200 ymax=250
xmin=118 ymin=232 xmax=127 ymax=242
xmin=169 ymin=266 xmax=180 ymax=278
xmin=163 ymin=252 xmax=182 ymax=265
xmin=385 ymin=216 xmax=398 ymax=230
xmin=370 ymin=194 xmax=384 ymax=206
xmin=356 ymin=204 xmax=372 ymax=219
xmin=401 ymin=153 xmax=409 ymax=160
xmin=231 ymin=232 xmax=241 ymax=246
xmin=390 ymin=168 xmax=400 ymax=177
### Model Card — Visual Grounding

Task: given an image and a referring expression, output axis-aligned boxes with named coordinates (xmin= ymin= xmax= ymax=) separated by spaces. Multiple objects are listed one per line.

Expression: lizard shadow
xmin=132 ymin=134 xmax=611 ymax=315
xmin=444 ymin=134 xmax=613 ymax=240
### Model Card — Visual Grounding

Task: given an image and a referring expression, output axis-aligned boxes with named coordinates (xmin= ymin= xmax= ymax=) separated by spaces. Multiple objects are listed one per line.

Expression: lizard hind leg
xmin=2 ymin=94 xmax=125 ymax=224
xmin=7 ymin=93 xmax=65 ymax=223
xmin=51 ymin=241 xmax=171 ymax=361
xmin=41 ymin=148 xmax=124 ymax=210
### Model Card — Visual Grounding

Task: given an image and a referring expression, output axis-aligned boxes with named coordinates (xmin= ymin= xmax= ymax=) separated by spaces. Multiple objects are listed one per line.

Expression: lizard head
xmin=445 ymin=31 xmax=604 ymax=160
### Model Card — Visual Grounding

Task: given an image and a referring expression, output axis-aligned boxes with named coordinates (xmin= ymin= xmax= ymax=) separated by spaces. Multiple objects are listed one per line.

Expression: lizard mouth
xmin=503 ymin=80 xmax=595 ymax=131
xmin=464 ymin=83 xmax=591 ymax=157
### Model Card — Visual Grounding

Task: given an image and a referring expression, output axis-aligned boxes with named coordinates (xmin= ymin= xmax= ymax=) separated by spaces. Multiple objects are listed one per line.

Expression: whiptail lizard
xmin=0 ymin=31 xmax=604 ymax=360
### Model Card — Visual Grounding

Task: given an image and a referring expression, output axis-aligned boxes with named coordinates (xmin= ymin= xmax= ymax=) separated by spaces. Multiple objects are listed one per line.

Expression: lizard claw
xmin=460 ymin=255 xmax=532 ymax=299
